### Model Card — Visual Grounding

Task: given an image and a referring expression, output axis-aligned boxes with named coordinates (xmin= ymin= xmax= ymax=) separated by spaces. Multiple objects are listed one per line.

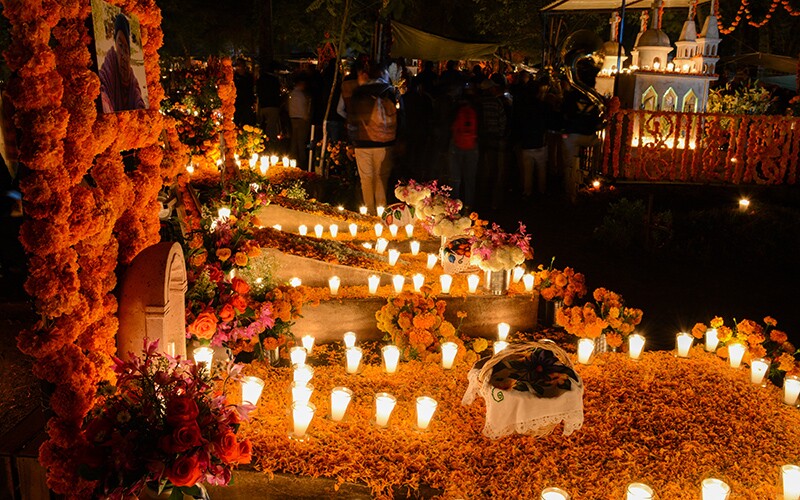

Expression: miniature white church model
xmin=597 ymin=0 xmax=720 ymax=112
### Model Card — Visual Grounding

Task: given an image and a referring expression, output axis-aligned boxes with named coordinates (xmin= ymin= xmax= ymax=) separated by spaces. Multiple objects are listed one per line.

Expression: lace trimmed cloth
xmin=461 ymin=342 xmax=584 ymax=439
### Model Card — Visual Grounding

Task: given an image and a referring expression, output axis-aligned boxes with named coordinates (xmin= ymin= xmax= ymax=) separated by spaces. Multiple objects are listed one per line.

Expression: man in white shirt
xmin=288 ymin=77 xmax=312 ymax=170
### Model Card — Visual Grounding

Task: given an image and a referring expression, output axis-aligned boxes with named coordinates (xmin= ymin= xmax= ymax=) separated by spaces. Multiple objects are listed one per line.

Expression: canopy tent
xmin=542 ymin=0 xmax=708 ymax=11
xmin=724 ymin=52 xmax=799 ymax=75
xmin=389 ymin=21 xmax=500 ymax=61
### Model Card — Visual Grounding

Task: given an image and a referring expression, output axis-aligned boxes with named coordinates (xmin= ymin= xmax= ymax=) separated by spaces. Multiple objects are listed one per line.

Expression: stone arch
xmin=642 ymin=86 xmax=658 ymax=111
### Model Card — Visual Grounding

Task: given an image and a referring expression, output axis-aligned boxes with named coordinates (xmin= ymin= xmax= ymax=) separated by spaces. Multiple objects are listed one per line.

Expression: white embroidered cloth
xmin=461 ymin=368 xmax=584 ymax=439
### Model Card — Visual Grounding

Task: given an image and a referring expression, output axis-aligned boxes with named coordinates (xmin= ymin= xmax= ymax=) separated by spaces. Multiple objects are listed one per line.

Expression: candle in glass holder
xmin=376 ymin=238 xmax=389 ymax=254
xmin=289 ymin=159 xmax=297 ymax=168
xmin=293 ymin=365 xmax=314 ymax=386
xmin=282 ymin=156 xmax=290 ymax=166
xmin=291 ymin=382 xmax=314 ymax=405
xmin=290 ymin=346 xmax=307 ymax=367
xmin=298 ymin=224 xmax=308 ymax=236
xmin=328 ymin=276 xmax=341 ymax=296
xmin=345 ymin=347 xmax=362 ymax=374
xmin=523 ymin=274 xmax=535 ymax=292
xmin=330 ymin=387 xmax=353 ymax=422
xmin=705 ymin=328 xmax=719 ymax=351
xmin=628 ymin=334 xmax=646 ymax=360
xmin=388 ymin=249 xmax=400 ymax=266
xmin=512 ymin=267 xmax=525 ymax=283
xmin=441 ymin=341 xmax=458 ymax=369
xmin=377 ymin=206 xmax=385 ymax=217
xmin=439 ymin=274 xmax=452 ymax=294
xmin=493 ymin=341 xmax=508 ymax=355
xmin=301 ymin=335 xmax=315 ymax=353
xmin=367 ymin=275 xmax=380 ymax=294
xmin=291 ymin=401 xmax=315 ymax=439
xmin=497 ymin=323 xmax=510 ymax=341
xmin=467 ymin=274 xmax=479 ymax=294
xmin=374 ymin=223 xmax=384 ymax=237
xmin=193 ymin=347 xmax=214 ymax=375
xmin=412 ymin=273 xmax=424 ymax=292
xmin=626 ymin=483 xmax=654 ymax=500
xmin=166 ymin=341 xmax=176 ymax=357
xmin=701 ymin=478 xmax=730 ymax=500
xmin=269 ymin=154 xmax=279 ymax=166
xmin=540 ymin=487 xmax=570 ymax=500
xmin=728 ymin=343 xmax=746 ymax=368
xmin=410 ymin=240 xmax=420 ymax=255
xmin=577 ymin=338 xmax=594 ymax=364
xmin=738 ymin=198 xmax=750 ymax=212
xmin=382 ymin=345 xmax=400 ymax=374
xmin=289 ymin=277 xmax=302 ymax=287
xmin=241 ymin=376 xmax=265 ymax=405
xmin=374 ymin=392 xmax=396 ymax=427
xmin=359 ymin=206 xmax=368 ymax=215
xmin=426 ymin=253 xmax=438 ymax=270
xmin=750 ymin=358 xmax=769 ymax=385
xmin=389 ymin=224 xmax=398 ymax=238
xmin=784 ymin=375 xmax=800 ymax=406
xmin=392 ymin=275 xmax=405 ymax=293
xmin=783 ymin=464 xmax=800 ymax=500
xmin=343 ymin=331 xmax=357 ymax=348
xmin=405 ymin=224 xmax=414 ymax=238
xmin=329 ymin=224 xmax=339 ymax=238
xmin=314 ymin=224 xmax=324 ymax=238
xmin=416 ymin=396 xmax=437 ymax=430
xmin=676 ymin=332 xmax=694 ymax=358
xmin=349 ymin=223 xmax=358 ymax=237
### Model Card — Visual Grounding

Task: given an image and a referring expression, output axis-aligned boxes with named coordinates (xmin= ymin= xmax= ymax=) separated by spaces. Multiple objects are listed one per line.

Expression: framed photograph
xmin=90 ymin=0 xmax=149 ymax=113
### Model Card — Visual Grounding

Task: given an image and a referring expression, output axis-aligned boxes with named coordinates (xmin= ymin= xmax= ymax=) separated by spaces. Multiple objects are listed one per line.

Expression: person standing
xmin=288 ymin=76 xmax=312 ymax=170
xmin=449 ymin=86 xmax=479 ymax=209
xmin=256 ymin=60 xmax=283 ymax=142
xmin=349 ymin=61 xmax=401 ymax=215
xmin=516 ymin=78 xmax=552 ymax=199
xmin=476 ymin=77 xmax=509 ymax=210
xmin=233 ymin=58 xmax=256 ymax=126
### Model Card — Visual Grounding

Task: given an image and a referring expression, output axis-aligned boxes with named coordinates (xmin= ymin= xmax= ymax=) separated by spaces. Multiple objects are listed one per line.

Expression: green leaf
xmin=169 ymin=487 xmax=184 ymax=500
xmin=180 ymin=485 xmax=202 ymax=497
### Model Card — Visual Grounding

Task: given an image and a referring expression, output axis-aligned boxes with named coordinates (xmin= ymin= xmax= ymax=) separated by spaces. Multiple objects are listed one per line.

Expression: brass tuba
xmin=559 ymin=29 xmax=607 ymax=120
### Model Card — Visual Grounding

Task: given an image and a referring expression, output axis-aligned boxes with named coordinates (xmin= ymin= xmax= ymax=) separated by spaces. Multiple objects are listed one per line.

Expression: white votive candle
xmin=439 ymin=274 xmax=452 ymax=294
xmin=389 ymin=224 xmax=398 ymax=238
xmin=359 ymin=206 xmax=368 ymax=215
xmin=269 ymin=155 xmax=279 ymax=166
xmin=426 ymin=253 xmax=438 ymax=270
xmin=328 ymin=276 xmax=341 ymax=296
xmin=330 ymin=387 xmax=353 ymax=422
xmin=298 ymin=224 xmax=308 ymax=236
xmin=493 ymin=340 xmax=508 ymax=355
xmin=329 ymin=224 xmax=338 ymax=238
xmin=626 ymin=482 xmax=654 ymax=500
xmin=523 ymin=273 xmax=535 ymax=292
xmin=289 ymin=277 xmax=302 ymax=287
xmin=291 ymin=401 xmax=315 ymax=439
xmin=290 ymin=346 xmax=307 ymax=367
xmin=376 ymin=238 xmax=389 ymax=254
xmin=289 ymin=159 xmax=297 ymax=168
xmin=467 ymin=274 xmax=479 ymax=294
xmin=701 ymin=478 xmax=730 ymax=500
xmin=293 ymin=365 xmax=314 ymax=386
xmin=405 ymin=224 xmax=414 ymax=238
xmin=577 ymin=338 xmax=594 ymax=364
xmin=382 ymin=345 xmax=400 ymax=374
xmin=301 ymin=335 xmax=315 ymax=354
xmin=441 ymin=341 xmax=458 ymax=369
xmin=343 ymin=331 xmax=357 ymax=349
xmin=272 ymin=224 xmax=282 ymax=231
xmin=412 ymin=273 xmax=424 ymax=292
xmin=540 ymin=487 xmax=570 ymax=500
xmin=345 ymin=347 xmax=362 ymax=374
xmin=282 ymin=155 xmax=290 ymax=166
xmin=512 ymin=266 xmax=525 ymax=283
xmin=410 ymin=240 xmax=420 ymax=255
xmin=628 ymin=333 xmax=646 ymax=360
xmin=497 ymin=322 xmax=510 ymax=341
xmin=291 ymin=381 xmax=314 ymax=405
xmin=728 ymin=343 xmax=746 ymax=368
xmin=676 ymin=332 xmax=694 ymax=358
xmin=705 ymin=328 xmax=719 ymax=351
xmin=750 ymin=358 xmax=769 ymax=385
xmin=388 ymin=249 xmax=400 ymax=266
xmin=392 ymin=275 xmax=405 ymax=293
xmin=739 ymin=198 xmax=750 ymax=212
xmin=368 ymin=274 xmax=380 ymax=294
xmin=784 ymin=375 xmax=800 ymax=406
xmin=349 ymin=223 xmax=358 ymax=237
xmin=416 ymin=396 xmax=437 ymax=430
xmin=314 ymin=224 xmax=324 ymax=238
xmin=377 ymin=206 xmax=385 ymax=217
xmin=374 ymin=223 xmax=383 ymax=237
xmin=241 ymin=376 xmax=265 ymax=405
xmin=193 ymin=347 xmax=214 ymax=375
xmin=166 ymin=341 xmax=176 ymax=357
xmin=783 ymin=464 xmax=800 ymax=500
xmin=374 ymin=392 xmax=396 ymax=427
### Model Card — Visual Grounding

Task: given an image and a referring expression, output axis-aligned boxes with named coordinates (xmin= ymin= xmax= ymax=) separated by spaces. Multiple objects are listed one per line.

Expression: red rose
xmin=166 ymin=453 xmax=204 ymax=487
xmin=230 ymin=295 xmax=247 ymax=313
xmin=165 ymin=396 xmax=199 ymax=426
xmin=218 ymin=303 xmax=235 ymax=323
xmin=187 ymin=310 xmax=218 ymax=340
xmin=231 ymin=277 xmax=250 ymax=295
xmin=212 ymin=431 xmax=241 ymax=464
xmin=207 ymin=265 xmax=224 ymax=283
xmin=160 ymin=421 xmax=203 ymax=453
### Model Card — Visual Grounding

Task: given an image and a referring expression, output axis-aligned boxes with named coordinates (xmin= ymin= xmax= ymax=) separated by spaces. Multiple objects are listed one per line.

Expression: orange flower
xmin=230 ymin=295 xmax=248 ymax=313
xmin=764 ymin=316 xmax=777 ymax=327
xmin=710 ymin=316 xmax=724 ymax=329
xmin=188 ymin=310 xmax=218 ymax=340
xmin=218 ymin=303 xmax=235 ymax=323
xmin=770 ymin=330 xmax=788 ymax=344
xmin=691 ymin=322 xmax=708 ymax=339
xmin=234 ymin=252 xmax=248 ymax=267
xmin=231 ymin=277 xmax=250 ymax=295
xmin=216 ymin=248 xmax=232 ymax=262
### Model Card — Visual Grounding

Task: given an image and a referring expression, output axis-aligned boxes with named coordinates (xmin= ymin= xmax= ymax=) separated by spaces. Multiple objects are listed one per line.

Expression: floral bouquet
xmin=375 ymin=287 xmax=460 ymax=361
xmin=534 ymin=261 xmax=587 ymax=306
xmin=78 ymin=340 xmax=252 ymax=500
xmin=469 ymin=221 xmax=532 ymax=272
xmin=236 ymin=124 xmax=267 ymax=159
xmin=394 ymin=179 xmax=433 ymax=208
xmin=556 ymin=288 xmax=643 ymax=349
xmin=430 ymin=211 xmax=471 ymax=239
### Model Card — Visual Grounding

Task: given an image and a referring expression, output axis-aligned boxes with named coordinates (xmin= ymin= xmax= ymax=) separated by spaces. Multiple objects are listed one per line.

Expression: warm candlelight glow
xmin=728 ymin=343 xmax=746 ymax=368
xmin=376 ymin=206 xmax=385 ymax=217
xmin=512 ymin=267 xmax=525 ymax=283
xmin=293 ymin=365 xmax=314 ymax=386
xmin=750 ymin=358 xmax=769 ymax=385
xmin=289 ymin=159 xmax=297 ymax=168
xmin=374 ymin=223 xmax=384 ymax=237
xmin=439 ymin=274 xmax=452 ymax=294
xmin=389 ymin=224 xmax=398 ymax=237
xmin=186 ymin=164 xmax=195 ymax=174
xmin=217 ymin=207 xmax=231 ymax=220
xmin=359 ymin=206 xmax=368 ymax=215
xmin=291 ymin=401 xmax=315 ymax=439
xmin=298 ymin=224 xmax=308 ymax=236
xmin=166 ymin=341 xmax=176 ymax=357
xmin=416 ymin=396 xmax=437 ymax=430
xmin=412 ymin=273 xmax=424 ymax=292
xmin=343 ymin=331 xmax=357 ymax=349
xmin=328 ymin=276 xmax=340 ymax=296
xmin=523 ymin=273 xmax=535 ymax=292
xmin=330 ymin=387 xmax=353 ymax=422
xmin=241 ymin=376 xmax=265 ymax=405
xmin=497 ymin=323 xmax=510 ymax=341
xmin=314 ymin=224 xmax=324 ymax=238
xmin=375 ymin=238 xmax=389 ymax=254
xmin=577 ymin=338 xmax=594 ymax=364
xmin=289 ymin=277 xmax=302 ymax=287
xmin=282 ymin=156 xmax=290 ymax=166
xmin=467 ymin=274 xmax=479 ymax=293
xmin=701 ymin=478 xmax=730 ymax=500
xmin=374 ymin=392 xmax=396 ymax=427
xmin=705 ymin=328 xmax=719 ymax=351
xmin=329 ymin=224 xmax=339 ymax=238
xmin=626 ymin=482 xmax=654 ymax=500
xmin=493 ymin=341 xmax=508 ymax=355
xmin=349 ymin=223 xmax=358 ymax=237
xmin=392 ymin=275 xmax=405 ymax=293
xmin=272 ymin=224 xmax=282 ymax=231
xmin=382 ymin=345 xmax=400 ymax=374
xmin=301 ymin=335 xmax=315 ymax=353
xmin=345 ymin=347 xmax=363 ymax=374
xmin=676 ymin=332 xmax=694 ymax=357
xmin=628 ymin=334 xmax=645 ymax=360
xmin=738 ymin=198 xmax=750 ymax=212
xmin=410 ymin=240 xmax=420 ymax=255
xmin=426 ymin=253 xmax=438 ymax=270
xmin=784 ymin=375 xmax=800 ymax=406
xmin=368 ymin=274 xmax=380 ymax=294
xmin=291 ymin=381 xmax=314 ymax=405
xmin=540 ymin=487 xmax=570 ymax=500
xmin=269 ymin=155 xmax=279 ymax=165
xmin=405 ymin=224 xmax=414 ymax=238
xmin=441 ymin=341 xmax=458 ymax=369
xmin=388 ymin=249 xmax=400 ymax=266
xmin=290 ymin=346 xmax=307 ymax=367
xmin=783 ymin=464 xmax=800 ymax=500
xmin=193 ymin=347 xmax=214 ymax=375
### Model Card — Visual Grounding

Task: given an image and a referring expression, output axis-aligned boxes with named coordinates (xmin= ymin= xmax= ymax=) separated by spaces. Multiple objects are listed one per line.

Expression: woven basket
xmin=477 ymin=340 xmax=579 ymax=394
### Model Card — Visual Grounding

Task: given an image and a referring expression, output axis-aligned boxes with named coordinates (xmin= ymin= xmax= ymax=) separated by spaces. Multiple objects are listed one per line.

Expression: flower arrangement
xmin=394 ymin=179 xmax=433 ymax=208
xmin=469 ymin=221 xmax=532 ymax=272
xmin=557 ymin=288 xmax=643 ymax=349
xmin=534 ymin=261 xmax=588 ymax=306
xmin=236 ymin=124 xmax=267 ymax=159
xmin=78 ymin=340 xmax=252 ymax=499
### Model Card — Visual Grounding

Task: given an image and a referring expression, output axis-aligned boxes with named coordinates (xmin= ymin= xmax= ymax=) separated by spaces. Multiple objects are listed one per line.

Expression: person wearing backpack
xmin=349 ymin=60 xmax=402 ymax=215
xmin=449 ymin=85 xmax=479 ymax=210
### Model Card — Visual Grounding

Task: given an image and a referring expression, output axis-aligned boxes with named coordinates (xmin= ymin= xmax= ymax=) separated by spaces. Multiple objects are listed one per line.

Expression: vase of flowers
xmin=468 ymin=221 xmax=532 ymax=295
xmin=484 ymin=268 xmax=512 ymax=295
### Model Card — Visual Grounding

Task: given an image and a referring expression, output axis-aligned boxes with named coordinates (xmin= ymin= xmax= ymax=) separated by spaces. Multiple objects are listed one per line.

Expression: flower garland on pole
xmin=717 ymin=0 xmax=800 ymax=34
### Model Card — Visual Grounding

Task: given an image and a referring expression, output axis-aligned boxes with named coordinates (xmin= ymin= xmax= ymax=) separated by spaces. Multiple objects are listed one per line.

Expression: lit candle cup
xmin=345 ymin=347 xmax=363 ymax=374
xmin=374 ymin=223 xmax=384 ymax=237
xmin=388 ymin=249 xmax=400 ymax=266
xmin=441 ymin=341 xmax=458 ymax=369
xmin=289 ymin=159 xmax=297 ymax=168
xmin=523 ymin=274 xmax=535 ymax=292
xmin=272 ymin=224 xmax=282 ymax=231
xmin=628 ymin=333 xmax=646 ymax=360
xmin=439 ymin=274 xmax=452 ymax=294
xmin=291 ymin=401 xmax=315 ymax=440
xmin=676 ymin=332 xmax=694 ymax=358
xmin=377 ymin=206 xmax=385 ymax=217
xmin=314 ymin=224 xmax=324 ymax=238
xmin=166 ymin=341 xmax=176 ymax=357
xmin=241 ymin=376 xmax=265 ymax=405
xmin=738 ymin=198 xmax=750 ymax=212
xmin=349 ymin=223 xmax=358 ymax=237
xmin=374 ymin=392 xmax=396 ymax=427
xmin=412 ymin=273 xmax=425 ymax=292
xmin=359 ymin=206 xmax=368 ymax=215
xmin=329 ymin=224 xmax=339 ymax=238
xmin=784 ymin=375 xmax=800 ymax=406
xmin=328 ymin=276 xmax=341 ymax=296
xmin=467 ymin=274 xmax=480 ymax=294
xmin=497 ymin=322 xmax=510 ymax=341
xmin=392 ymin=275 xmax=405 ymax=293
xmin=701 ymin=478 xmax=730 ymax=500
xmin=416 ymin=396 xmax=438 ymax=430
xmin=343 ymin=331 xmax=357 ymax=348
xmin=376 ymin=238 xmax=389 ymax=254
xmin=193 ymin=347 xmax=214 ymax=375
xmin=626 ymin=482 xmax=654 ymax=500
xmin=405 ymin=224 xmax=414 ymax=238
xmin=289 ymin=277 xmax=302 ymax=287
xmin=705 ymin=328 xmax=719 ymax=351
xmin=750 ymin=358 xmax=769 ymax=385
xmin=389 ymin=224 xmax=398 ymax=238
xmin=782 ymin=464 xmax=800 ymax=500
xmin=186 ymin=164 xmax=195 ymax=174
xmin=291 ymin=381 xmax=314 ymax=405
xmin=512 ymin=266 xmax=525 ymax=283
xmin=410 ymin=240 xmax=420 ymax=255
xmin=282 ymin=155 xmax=290 ymax=166
xmin=494 ymin=340 xmax=508 ymax=355
xmin=426 ymin=253 xmax=438 ymax=270
xmin=727 ymin=342 xmax=746 ymax=368
xmin=330 ymin=387 xmax=353 ymax=422
xmin=301 ymin=335 xmax=315 ymax=354
xmin=293 ymin=365 xmax=314 ymax=386
xmin=540 ymin=487 xmax=570 ymax=500
xmin=269 ymin=154 xmax=279 ymax=166
xmin=382 ymin=345 xmax=400 ymax=374
xmin=577 ymin=338 xmax=595 ymax=364
xmin=298 ymin=224 xmax=308 ymax=236
xmin=290 ymin=346 xmax=307 ymax=367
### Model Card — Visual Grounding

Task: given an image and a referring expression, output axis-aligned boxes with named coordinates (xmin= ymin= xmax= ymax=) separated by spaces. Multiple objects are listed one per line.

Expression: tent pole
xmin=613 ymin=0 xmax=627 ymax=96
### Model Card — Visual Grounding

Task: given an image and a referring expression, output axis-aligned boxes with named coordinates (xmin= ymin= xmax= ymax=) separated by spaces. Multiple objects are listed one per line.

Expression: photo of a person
xmin=92 ymin=0 xmax=149 ymax=113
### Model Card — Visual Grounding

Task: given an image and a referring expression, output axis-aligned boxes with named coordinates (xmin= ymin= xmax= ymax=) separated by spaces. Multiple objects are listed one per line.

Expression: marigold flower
xmin=764 ymin=316 xmax=777 ymax=327
xmin=692 ymin=322 xmax=708 ymax=339
xmin=473 ymin=338 xmax=488 ymax=353
xmin=770 ymin=329 xmax=788 ymax=344
xmin=710 ymin=316 xmax=724 ymax=329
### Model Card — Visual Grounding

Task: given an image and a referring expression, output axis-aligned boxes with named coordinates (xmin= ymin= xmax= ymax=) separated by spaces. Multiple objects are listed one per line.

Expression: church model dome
xmin=638 ymin=28 xmax=671 ymax=48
